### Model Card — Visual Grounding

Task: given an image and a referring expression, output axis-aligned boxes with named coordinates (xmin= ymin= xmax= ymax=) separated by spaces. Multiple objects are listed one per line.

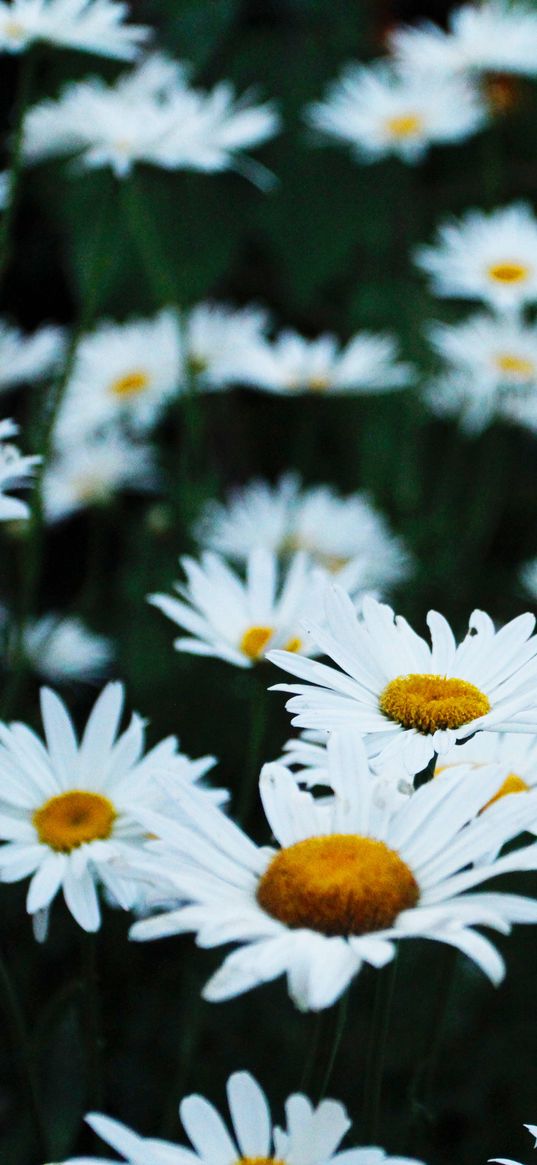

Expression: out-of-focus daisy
xmin=425 ymin=314 xmax=537 ymax=432
xmin=245 ymin=329 xmax=411 ymax=395
xmin=0 ymin=171 xmax=10 ymax=210
xmin=196 ymin=476 xmax=411 ymax=596
xmin=149 ymin=548 xmax=325 ymax=668
xmin=434 ymin=731 xmax=537 ymax=821
xmin=62 ymin=1072 xmax=422 ymax=1165
xmin=43 ymin=430 xmax=157 ymax=523
xmin=184 ymin=302 xmax=270 ymax=390
xmin=56 ymin=311 xmax=182 ymax=439
xmin=269 ymin=587 xmax=537 ymax=774
xmin=0 ymin=0 xmax=149 ymax=57
xmin=0 ymin=319 xmax=64 ymax=394
xmin=0 ymin=418 xmax=40 ymax=520
xmin=390 ymin=2 xmax=537 ymax=84
xmin=131 ymin=731 xmax=537 ymax=1010
xmin=415 ymin=204 xmax=537 ymax=314
xmin=23 ymin=53 xmax=279 ymax=180
xmin=21 ymin=615 xmax=113 ymax=683
xmin=307 ymin=62 xmax=485 ymax=163
xmin=493 ymin=1123 xmax=537 ymax=1165
xmin=0 ymin=682 xmax=219 ymax=933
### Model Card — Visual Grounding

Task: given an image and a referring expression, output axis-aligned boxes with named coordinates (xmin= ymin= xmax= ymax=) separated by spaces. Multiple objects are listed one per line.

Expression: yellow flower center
xmin=386 ymin=113 xmax=423 ymax=138
xmin=110 ymin=370 xmax=150 ymax=398
xmin=283 ymin=636 xmax=302 ymax=653
xmin=33 ymin=790 xmax=117 ymax=853
xmin=488 ymin=262 xmax=530 ymax=285
xmin=240 ymin=1159 xmax=283 ymax=1165
xmin=257 ymin=834 xmax=419 ymax=936
xmin=379 ymin=673 xmax=491 ymax=734
xmin=495 ymin=353 xmax=535 ymax=379
xmin=483 ymin=772 xmax=529 ymax=811
xmin=308 ymin=375 xmax=331 ymax=392
xmin=240 ymin=625 xmax=274 ymax=660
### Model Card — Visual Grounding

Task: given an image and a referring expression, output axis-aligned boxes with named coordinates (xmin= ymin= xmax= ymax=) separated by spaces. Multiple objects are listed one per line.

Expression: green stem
xmin=317 ymin=992 xmax=349 ymax=1102
xmin=237 ymin=673 xmax=267 ymax=825
xmin=0 ymin=51 xmax=37 ymax=288
xmin=160 ymin=964 xmax=207 ymax=1137
xmin=362 ymin=957 xmax=398 ymax=1145
xmin=0 ymin=946 xmax=49 ymax=1158
xmin=120 ymin=174 xmax=177 ymax=306
xmin=405 ymin=946 xmax=458 ymax=1151
xmin=80 ymin=931 xmax=104 ymax=1112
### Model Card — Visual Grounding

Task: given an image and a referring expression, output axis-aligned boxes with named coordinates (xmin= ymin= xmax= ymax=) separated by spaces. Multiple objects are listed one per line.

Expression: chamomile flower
xmin=434 ymin=731 xmax=537 ymax=820
xmin=43 ymin=430 xmax=157 ymax=523
xmin=269 ymin=587 xmax=537 ymax=775
xmin=131 ymin=731 xmax=537 ymax=1010
xmin=23 ymin=54 xmax=279 ymax=180
xmin=0 ymin=683 xmax=220 ymax=933
xmin=0 ymin=319 xmax=65 ymax=394
xmin=56 ymin=311 xmax=182 ymax=440
xmin=61 ymin=1073 xmax=422 ymax=1165
xmin=425 ymin=314 xmax=537 ymax=432
xmin=184 ymin=302 xmax=270 ymax=390
xmin=0 ymin=0 xmax=149 ymax=58
xmin=390 ymin=1 xmax=537 ymax=84
xmin=0 ymin=419 xmax=40 ymax=520
xmin=196 ymin=476 xmax=410 ymax=596
xmin=149 ymin=548 xmax=325 ymax=668
xmin=307 ymin=62 xmax=485 ymax=164
xmin=415 ymin=204 xmax=537 ymax=314
xmin=22 ymin=615 xmax=113 ymax=683
xmin=246 ymin=329 xmax=411 ymax=395
xmin=493 ymin=1123 xmax=537 ymax=1165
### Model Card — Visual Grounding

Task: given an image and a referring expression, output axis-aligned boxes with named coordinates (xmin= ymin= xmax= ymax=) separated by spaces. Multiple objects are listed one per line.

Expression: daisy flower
xmin=21 ymin=614 xmax=113 ymax=683
xmin=0 ymin=319 xmax=65 ymax=394
xmin=278 ymin=730 xmax=412 ymax=806
xmin=23 ymin=54 xmax=279 ymax=180
xmin=0 ymin=682 xmax=219 ymax=933
xmin=415 ymin=204 xmax=537 ymax=314
xmin=149 ymin=548 xmax=325 ymax=668
xmin=307 ymin=62 xmax=485 ymax=164
xmin=61 ymin=1071 xmax=422 ymax=1165
xmin=390 ymin=1 xmax=537 ymax=84
xmin=131 ymin=731 xmax=537 ymax=1010
xmin=268 ymin=587 xmax=537 ymax=775
xmin=425 ymin=313 xmax=537 ymax=433
xmin=493 ymin=1123 xmax=537 ymax=1165
xmin=184 ymin=301 xmax=270 ymax=390
xmin=0 ymin=418 xmax=40 ymax=520
xmin=55 ymin=310 xmax=182 ymax=440
xmin=0 ymin=0 xmax=149 ymax=57
xmin=433 ymin=731 xmax=537 ymax=823
xmin=43 ymin=430 xmax=157 ymax=523
xmin=245 ymin=329 xmax=411 ymax=395
xmin=196 ymin=476 xmax=410 ymax=596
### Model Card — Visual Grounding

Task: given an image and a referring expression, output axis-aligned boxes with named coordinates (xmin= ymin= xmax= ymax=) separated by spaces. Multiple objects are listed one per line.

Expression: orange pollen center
xmin=386 ymin=113 xmax=423 ymax=138
xmin=488 ymin=262 xmax=529 ymax=285
xmin=379 ymin=673 xmax=491 ymax=734
xmin=495 ymin=353 xmax=535 ymax=378
xmin=110 ymin=370 xmax=150 ymax=398
xmin=240 ymin=625 xmax=274 ymax=660
xmin=256 ymin=834 xmax=419 ymax=936
xmin=33 ymin=790 xmax=117 ymax=853
xmin=239 ymin=1159 xmax=283 ymax=1165
xmin=483 ymin=772 xmax=529 ymax=811
xmin=283 ymin=636 xmax=302 ymax=653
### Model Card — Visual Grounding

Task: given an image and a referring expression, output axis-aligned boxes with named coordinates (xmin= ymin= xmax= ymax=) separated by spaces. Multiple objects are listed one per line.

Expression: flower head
xmin=61 ymin=1072 xmax=422 ymax=1165
xmin=391 ymin=1 xmax=537 ymax=83
xmin=269 ymin=588 xmax=537 ymax=774
xmin=0 ymin=319 xmax=64 ymax=393
xmin=307 ymin=62 xmax=485 ymax=163
xmin=244 ymin=329 xmax=411 ymax=395
xmin=0 ymin=0 xmax=150 ymax=58
xmin=43 ymin=430 xmax=157 ymax=523
xmin=23 ymin=54 xmax=279 ymax=179
xmin=21 ymin=614 xmax=113 ymax=682
xmin=0 ymin=683 xmax=220 ymax=933
xmin=415 ymin=203 xmax=537 ymax=313
xmin=149 ymin=548 xmax=326 ymax=668
xmin=196 ymin=476 xmax=410 ymax=597
xmin=131 ymin=731 xmax=537 ymax=1010
xmin=185 ymin=301 xmax=270 ymax=390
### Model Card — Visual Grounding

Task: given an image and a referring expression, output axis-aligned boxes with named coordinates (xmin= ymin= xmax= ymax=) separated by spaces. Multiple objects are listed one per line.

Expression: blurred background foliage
xmin=2 ymin=0 xmax=537 ymax=1162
